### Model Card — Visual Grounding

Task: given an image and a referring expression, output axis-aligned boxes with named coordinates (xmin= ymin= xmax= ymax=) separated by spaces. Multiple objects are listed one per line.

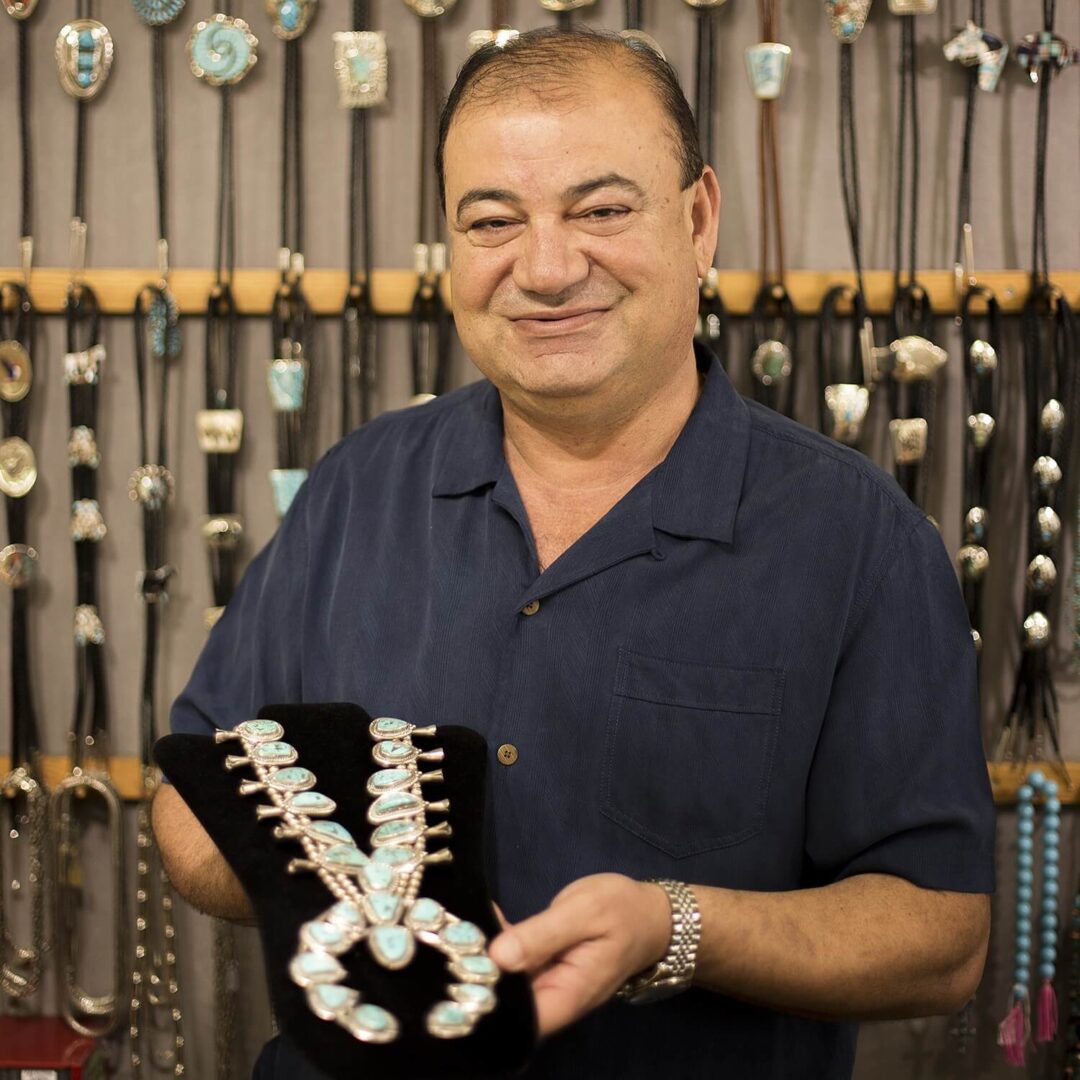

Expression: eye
xmin=581 ymin=206 xmax=628 ymax=220
xmin=468 ymin=218 xmax=520 ymax=233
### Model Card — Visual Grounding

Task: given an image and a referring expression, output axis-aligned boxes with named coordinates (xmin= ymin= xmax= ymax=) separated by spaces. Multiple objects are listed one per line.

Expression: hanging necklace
xmin=885 ymin=1 xmax=946 ymax=511
xmin=53 ymin=224 xmax=126 ymax=1037
xmin=685 ymin=0 xmax=729 ymax=368
xmin=268 ymin=1 xmax=316 ymax=517
xmin=128 ymin=2 xmax=187 ymax=1074
xmin=999 ymin=770 xmax=1062 ymax=1063
xmin=746 ymin=0 xmax=795 ymax=416
xmin=0 ymin=0 xmax=45 ymax=1006
xmin=338 ymin=0 xmax=386 ymax=434
xmin=817 ymin=2 xmax=872 ymax=449
xmin=994 ymin=0 xmax=1077 ymax=776
xmin=946 ymin=0 xmax=1006 ymax=670
xmin=404 ymin=0 xmax=454 ymax=402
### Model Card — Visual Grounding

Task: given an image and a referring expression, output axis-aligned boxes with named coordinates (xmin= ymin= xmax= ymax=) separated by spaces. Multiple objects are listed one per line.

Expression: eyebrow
xmin=454 ymin=172 xmax=647 ymax=222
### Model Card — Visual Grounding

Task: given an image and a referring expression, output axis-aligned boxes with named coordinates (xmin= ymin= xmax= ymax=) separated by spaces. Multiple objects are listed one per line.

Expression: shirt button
xmin=497 ymin=743 xmax=519 ymax=766
xmin=521 ymin=599 xmax=540 ymax=616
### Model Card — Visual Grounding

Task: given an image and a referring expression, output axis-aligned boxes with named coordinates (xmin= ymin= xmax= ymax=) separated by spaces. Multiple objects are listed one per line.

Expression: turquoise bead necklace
xmin=999 ymin=770 xmax=1061 ymax=1064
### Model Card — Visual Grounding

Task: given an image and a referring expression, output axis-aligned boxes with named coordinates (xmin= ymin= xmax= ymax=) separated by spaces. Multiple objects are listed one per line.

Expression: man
xmin=156 ymin=29 xmax=995 ymax=1078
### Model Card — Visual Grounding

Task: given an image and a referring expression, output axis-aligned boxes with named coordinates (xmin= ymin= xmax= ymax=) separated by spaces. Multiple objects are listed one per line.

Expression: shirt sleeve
xmin=168 ymin=471 xmax=314 ymax=739
xmin=804 ymin=515 xmax=996 ymax=893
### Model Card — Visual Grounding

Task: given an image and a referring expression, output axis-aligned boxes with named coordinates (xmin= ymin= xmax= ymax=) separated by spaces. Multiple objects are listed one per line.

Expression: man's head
xmin=440 ymin=29 xmax=720 ymax=417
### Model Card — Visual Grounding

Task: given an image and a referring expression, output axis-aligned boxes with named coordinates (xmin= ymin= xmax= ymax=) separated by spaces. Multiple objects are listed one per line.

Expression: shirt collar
xmin=432 ymin=343 xmax=750 ymax=545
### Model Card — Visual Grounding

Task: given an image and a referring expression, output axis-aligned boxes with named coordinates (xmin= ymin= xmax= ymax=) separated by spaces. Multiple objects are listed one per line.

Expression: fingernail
xmin=491 ymin=933 xmax=524 ymax=971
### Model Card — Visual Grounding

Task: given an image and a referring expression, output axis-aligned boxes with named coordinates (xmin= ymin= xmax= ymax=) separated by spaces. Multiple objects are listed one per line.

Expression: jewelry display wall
xmin=0 ymin=3 xmax=1077 ymax=1077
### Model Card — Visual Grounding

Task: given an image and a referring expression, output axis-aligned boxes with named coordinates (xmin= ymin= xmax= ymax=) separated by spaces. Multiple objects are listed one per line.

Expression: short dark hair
xmin=436 ymin=27 xmax=704 ymax=212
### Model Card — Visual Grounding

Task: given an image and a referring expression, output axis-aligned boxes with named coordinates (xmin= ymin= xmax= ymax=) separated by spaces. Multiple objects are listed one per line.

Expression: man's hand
xmin=488 ymin=873 xmax=672 ymax=1037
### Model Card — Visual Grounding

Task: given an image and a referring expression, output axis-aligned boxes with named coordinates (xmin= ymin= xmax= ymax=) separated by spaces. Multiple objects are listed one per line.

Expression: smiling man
xmin=157 ymin=28 xmax=995 ymax=1079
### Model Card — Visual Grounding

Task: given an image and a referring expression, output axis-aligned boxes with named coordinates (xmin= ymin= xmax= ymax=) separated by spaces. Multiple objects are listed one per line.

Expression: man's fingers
xmin=489 ymin=893 xmax=595 ymax=974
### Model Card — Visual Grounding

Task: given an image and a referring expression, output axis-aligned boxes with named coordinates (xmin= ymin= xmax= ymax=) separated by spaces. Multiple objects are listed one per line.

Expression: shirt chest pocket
xmin=599 ymin=648 xmax=784 ymax=859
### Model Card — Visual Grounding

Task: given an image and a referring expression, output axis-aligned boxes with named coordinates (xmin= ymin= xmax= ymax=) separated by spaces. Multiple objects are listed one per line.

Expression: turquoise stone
xmin=371 ymin=819 xmax=420 ymax=844
xmin=267 ymin=359 xmax=307 ymax=412
xmin=253 ymin=741 xmax=296 ymax=763
xmin=457 ymin=954 xmax=497 ymax=977
xmin=351 ymin=1004 xmax=391 ymax=1032
xmin=290 ymin=950 xmax=345 ymax=982
xmin=77 ymin=72 xmax=92 ymax=87
xmin=365 ymin=891 xmax=403 ymax=924
xmin=370 ymin=768 xmax=412 ymax=792
xmin=191 ymin=21 xmax=255 ymax=85
xmin=326 ymin=900 xmax=364 ymax=927
xmin=451 ymin=983 xmax=494 ymax=1009
xmin=307 ymin=982 xmax=356 ymax=1019
xmin=270 ymin=766 xmax=315 ymax=791
xmin=322 ymin=844 xmax=368 ymax=871
xmin=371 ymin=791 xmax=421 ymax=818
xmin=78 ymin=30 xmax=94 ymax=48
xmin=77 ymin=52 xmax=94 ymax=71
xmin=442 ymin=921 xmax=483 ymax=949
xmin=373 ymin=717 xmax=408 ymax=735
xmin=288 ymin=791 xmax=335 ymax=814
xmin=270 ymin=468 xmax=308 ymax=518
xmin=406 ymin=897 xmax=443 ymax=928
xmin=307 ymin=821 xmax=354 ymax=846
xmin=304 ymin=921 xmax=348 ymax=950
xmin=369 ymin=925 xmax=415 ymax=968
xmin=280 ymin=1 xmax=300 ymax=29
xmin=359 ymin=862 xmax=395 ymax=892
xmin=351 ymin=55 xmax=372 ymax=81
xmin=375 ymin=740 xmax=411 ymax=760
xmin=240 ymin=718 xmax=284 ymax=739
xmin=372 ymin=847 xmax=414 ymax=867
xmin=429 ymin=1001 xmax=470 ymax=1030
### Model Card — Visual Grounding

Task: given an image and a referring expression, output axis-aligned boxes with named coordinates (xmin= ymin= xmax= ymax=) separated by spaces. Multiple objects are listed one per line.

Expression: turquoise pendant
xmin=449 ymin=953 xmax=500 ymax=984
xmin=284 ymin=790 xmax=336 ymax=816
xmin=306 ymin=982 xmax=357 ymax=1021
xmin=368 ymin=924 xmax=415 ymax=970
xmin=267 ymin=358 xmax=308 ymax=412
xmin=341 ymin=1002 xmax=398 ymax=1043
xmin=362 ymin=891 xmax=403 ymax=925
xmin=56 ymin=20 xmax=114 ymax=99
xmin=333 ymin=30 xmax=388 ymax=108
xmin=404 ymin=896 xmax=444 ymax=932
xmin=267 ymin=0 xmax=318 ymax=40
xmin=289 ymin=949 xmax=346 ymax=986
xmin=449 ymin=982 xmax=496 ymax=1014
xmin=426 ymin=1000 xmax=473 ymax=1039
xmin=188 ymin=14 xmax=258 ymax=86
xmin=269 ymin=468 xmax=308 ymax=518
xmin=300 ymin=919 xmax=356 ymax=956
xmin=305 ymin=820 xmax=355 ymax=847
xmin=368 ymin=791 xmax=423 ymax=823
xmin=131 ymin=0 xmax=187 ymax=29
xmin=440 ymin=920 xmax=484 ymax=955
xmin=319 ymin=844 xmax=369 ymax=874
xmin=367 ymin=768 xmax=415 ymax=795
xmin=370 ymin=818 xmax=422 ymax=846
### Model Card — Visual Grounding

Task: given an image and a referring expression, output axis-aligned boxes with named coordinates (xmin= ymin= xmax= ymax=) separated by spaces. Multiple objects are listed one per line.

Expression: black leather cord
xmin=624 ymin=0 xmax=643 ymax=30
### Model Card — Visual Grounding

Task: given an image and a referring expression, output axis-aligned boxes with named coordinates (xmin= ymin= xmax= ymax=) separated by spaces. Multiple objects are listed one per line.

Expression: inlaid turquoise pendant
xmin=269 ymin=468 xmax=308 ymax=518
xmin=289 ymin=949 xmax=346 ymax=986
xmin=188 ymin=14 xmax=258 ymax=86
xmin=306 ymin=982 xmax=357 ymax=1020
xmin=333 ymin=31 xmax=388 ymax=108
xmin=56 ymin=20 xmax=114 ymax=99
xmin=130 ymin=0 xmax=187 ymax=27
xmin=341 ymin=1002 xmax=399 ymax=1044
xmin=267 ymin=0 xmax=317 ymax=40
xmin=267 ymin=358 xmax=308 ymax=412
xmin=368 ymin=924 xmax=415 ymax=970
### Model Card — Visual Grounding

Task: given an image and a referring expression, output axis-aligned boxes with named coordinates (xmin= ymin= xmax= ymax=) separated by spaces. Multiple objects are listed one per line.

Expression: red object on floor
xmin=0 ymin=1016 xmax=103 ymax=1078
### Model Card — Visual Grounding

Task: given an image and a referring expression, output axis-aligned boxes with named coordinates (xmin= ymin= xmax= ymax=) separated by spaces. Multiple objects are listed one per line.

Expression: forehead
xmin=444 ymin=64 xmax=680 ymax=199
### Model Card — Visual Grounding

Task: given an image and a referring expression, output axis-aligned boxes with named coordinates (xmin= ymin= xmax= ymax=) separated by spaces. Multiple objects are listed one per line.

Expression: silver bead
xmin=1032 ymin=456 xmax=1061 ymax=496
xmin=968 ymin=339 xmax=998 ymax=375
xmin=970 ymin=628 xmax=983 ymax=654
xmin=966 ymin=412 xmax=996 ymax=450
xmin=1040 ymin=398 xmax=1065 ymax=439
xmin=1036 ymin=506 xmax=1061 ymax=546
xmin=964 ymin=506 xmax=988 ymax=544
xmin=1026 ymin=555 xmax=1057 ymax=595
xmin=957 ymin=544 xmax=989 ymax=582
xmin=1022 ymin=611 xmax=1050 ymax=651
xmin=750 ymin=340 xmax=792 ymax=386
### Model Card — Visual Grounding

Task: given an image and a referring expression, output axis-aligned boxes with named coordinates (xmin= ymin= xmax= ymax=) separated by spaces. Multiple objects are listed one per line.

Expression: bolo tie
xmin=685 ymin=0 xmax=730 ymax=368
xmin=745 ymin=0 xmax=795 ymax=416
xmin=268 ymin=0 xmax=317 ymax=519
xmin=127 ymin=1 xmax=188 ymax=1074
xmin=468 ymin=0 xmax=517 ymax=52
xmin=0 ymin=0 xmax=45 ymax=1008
xmin=338 ymin=0 xmax=387 ymax=435
xmin=944 ymin=8 xmax=1006 ymax=1056
xmin=818 ymin=1 xmax=872 ymax=450
xmin=884 ymin=0 xmax=947 ymax=512
xmin=404 ymin=0 xmax=454 ymax=402
xmin=187 ymin=5 xmax=261 ymax=1075
xmin=995 ymin=3 xmax=1076 ymax=1061
xmin=945 ymin=0 xmax=1007 ymax=668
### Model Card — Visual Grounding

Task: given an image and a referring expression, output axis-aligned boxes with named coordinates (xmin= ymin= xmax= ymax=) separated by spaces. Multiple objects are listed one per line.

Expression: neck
xmin=500 ymin=350 xmax=701 ymax=496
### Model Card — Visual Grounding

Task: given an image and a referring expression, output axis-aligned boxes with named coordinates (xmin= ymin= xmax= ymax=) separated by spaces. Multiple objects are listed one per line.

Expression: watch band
xmin=616 ymin=879 xmax=701 ymax=1003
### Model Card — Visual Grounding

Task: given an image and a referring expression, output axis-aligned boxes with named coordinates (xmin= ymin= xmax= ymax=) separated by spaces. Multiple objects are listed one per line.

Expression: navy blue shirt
xmin=172 ymin=349 xmax=995 ymax=1079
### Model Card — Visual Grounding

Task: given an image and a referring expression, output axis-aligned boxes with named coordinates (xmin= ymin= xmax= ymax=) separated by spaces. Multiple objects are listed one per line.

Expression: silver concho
xmin=334 ymin=31 xmax=389 ymax=107
xmin=56 ymin=19 xmax=114 ymax=100
xmin=964 ymin=506 xmax=988 ymax=544
xmin=67 ymin=426 xmax=101 ymax=469
xmin=745 ymin=42 xmax=792 ymax=101
xmin=1035 ymin=506 xmax=1061 ymax=546
xmin=888 ymin=0 xmax=936 ymax=12
xmin=64 ymin=344 xmax=105 ymax=385
xmin=1032 ymin=456 xmax=1061 ymax=497
xmin=402 ymin=0 xmax=460 ymax=16
xmin=889 ymin=418 xmax=928 ymax=465
xmin=1040 ymin=398 xmax=1065 ymax=439
xmin=71 ymin=499 xmax=107 ymax=543
xmin=128 ymin=464 xmax=175 ymax=510
xmin=1022 ymin=611 xmax=1050 ymax=650
xmin=1026 ymin=555 xmax=1057 ymax=595
xmin=202 ymin=515 xmax=244 ymax=551
xmin=891 ymin=336 xmax=947 ymax=382
xmin=0 ymin=544 xmax=38 ymax=589
xmin=196 ymin=409 xmax=244 ymax=454
xmin=0 ymin=340 xmax=31 ymax=402
xmin=968 ymin=338 xmax=998 ymax=375
xmin=970 ymin=627 xmax=983 ymax=654
xmin=188 ymin=14 xmax=258 ymax=86
xmin=4 ymin=1 xmax=40 ymax=19
xmin=0 ymin=436 xmax=36 ymax=498
xmin=966 ymin=412 xmax=995 ymax=450
xmin=74 ymin=603 xmax=106 ymax=646
xmin=266 ymin=0 xmax=318 ymax=41
xmin=536 ymin=0 xmax=592 ymax=9
xmin=130 ymin=0 xmax=187 ymax=27
xmin=824 ymin=384 xmax=870 ymax=446
xmin=957 ymin=544 xmax=989 ymax=582
xmin=824 ymin=0 xmax=871 ymax=45
xmin=750 ymin=340 xmax=792 ymax=387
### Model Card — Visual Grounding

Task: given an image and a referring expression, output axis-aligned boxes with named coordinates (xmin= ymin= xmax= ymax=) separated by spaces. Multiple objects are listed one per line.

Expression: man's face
xmin=444 ymin=62 xmax=717 ymax=407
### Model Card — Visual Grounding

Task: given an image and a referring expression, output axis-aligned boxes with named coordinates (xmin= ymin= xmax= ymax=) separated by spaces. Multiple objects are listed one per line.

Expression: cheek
xmin=450 ymin=247 xmax=509 ymax=315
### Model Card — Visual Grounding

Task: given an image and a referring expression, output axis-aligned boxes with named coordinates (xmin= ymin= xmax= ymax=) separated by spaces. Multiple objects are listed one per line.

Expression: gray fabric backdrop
xmin=1 ymin=0 xmax=1078 ymax=1076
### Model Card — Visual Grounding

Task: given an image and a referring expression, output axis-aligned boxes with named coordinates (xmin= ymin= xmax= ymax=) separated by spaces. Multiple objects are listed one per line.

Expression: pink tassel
xmin=1037 ymin=980 xmax=1058 ymax=1043
xmin=998 ymin=1001 xmax=1027 ymax=1066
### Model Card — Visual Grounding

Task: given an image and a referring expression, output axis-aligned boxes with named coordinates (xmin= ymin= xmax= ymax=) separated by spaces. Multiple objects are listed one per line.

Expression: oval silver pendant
xmin=56 ymin=19 xmax=114 ymax=100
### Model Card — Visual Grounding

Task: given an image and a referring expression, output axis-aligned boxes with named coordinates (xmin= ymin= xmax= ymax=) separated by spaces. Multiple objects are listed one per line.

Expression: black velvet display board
xmin=155 ymin=703 xmax=536 ymax=1079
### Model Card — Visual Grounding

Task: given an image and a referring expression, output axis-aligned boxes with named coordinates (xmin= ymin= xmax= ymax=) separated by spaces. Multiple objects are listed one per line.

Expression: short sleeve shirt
xmin=172 ymin=347 xmax=996 ymax=1079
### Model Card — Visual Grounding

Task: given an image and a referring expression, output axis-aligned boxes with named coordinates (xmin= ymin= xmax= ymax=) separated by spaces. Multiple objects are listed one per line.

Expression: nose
xmin=512 ymin=218 xmax=590 ymax=299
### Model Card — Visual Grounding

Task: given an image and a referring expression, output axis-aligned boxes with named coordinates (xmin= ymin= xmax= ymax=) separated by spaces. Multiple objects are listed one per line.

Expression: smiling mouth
xmin=510 ymin=309 xmax=609 ymax=336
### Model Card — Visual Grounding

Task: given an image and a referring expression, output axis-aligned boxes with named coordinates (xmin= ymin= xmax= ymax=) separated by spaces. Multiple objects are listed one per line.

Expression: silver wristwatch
xmin=616 ymin=879 xmax=701 ymax=1005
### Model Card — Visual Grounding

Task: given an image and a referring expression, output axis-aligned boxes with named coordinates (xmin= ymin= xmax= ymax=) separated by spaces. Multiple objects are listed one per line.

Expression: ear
xmin=689 ymin=166 xmax=721 ymax=278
